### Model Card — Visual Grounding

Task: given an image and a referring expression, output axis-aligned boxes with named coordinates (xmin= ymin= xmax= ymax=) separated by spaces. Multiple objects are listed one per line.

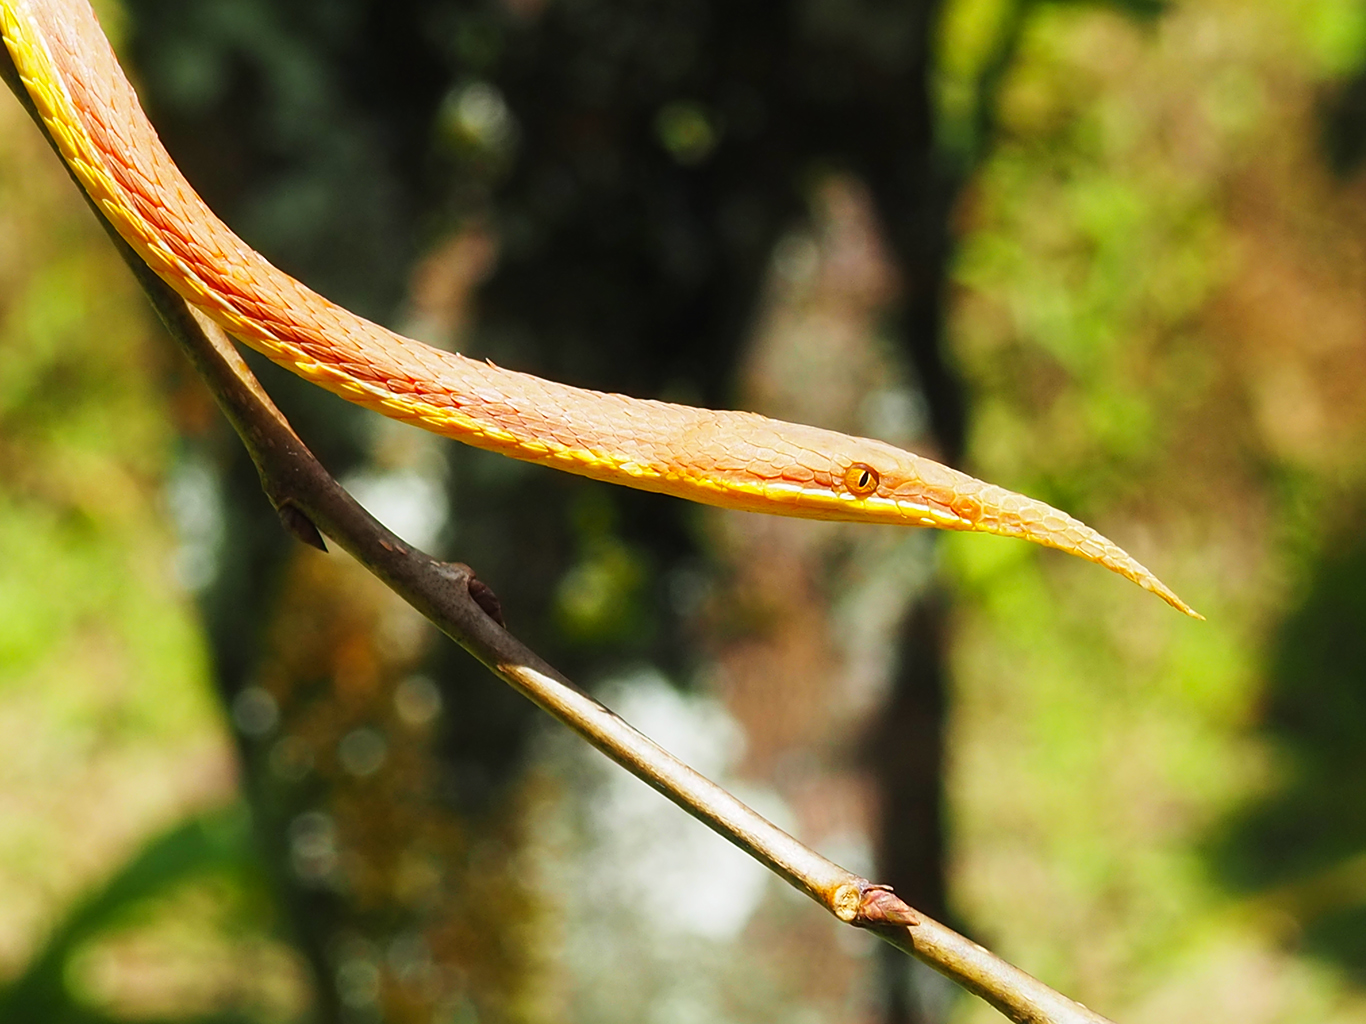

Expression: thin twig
xmin=0 ymin=46 xmax=1116 ymax=1024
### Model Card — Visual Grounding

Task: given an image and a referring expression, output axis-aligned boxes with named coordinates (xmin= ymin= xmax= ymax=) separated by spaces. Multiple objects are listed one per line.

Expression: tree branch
xmin=0 ymin=48 xmax=1116 ymax=1024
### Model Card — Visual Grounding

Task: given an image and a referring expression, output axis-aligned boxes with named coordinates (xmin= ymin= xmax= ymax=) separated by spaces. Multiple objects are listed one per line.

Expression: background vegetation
xmin=4 ymin=0 xmax=1366 ymax=1022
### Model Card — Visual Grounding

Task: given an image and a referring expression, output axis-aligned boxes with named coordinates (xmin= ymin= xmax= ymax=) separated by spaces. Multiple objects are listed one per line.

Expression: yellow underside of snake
xmin=0 ymin=0 xmax=1201 ymax=618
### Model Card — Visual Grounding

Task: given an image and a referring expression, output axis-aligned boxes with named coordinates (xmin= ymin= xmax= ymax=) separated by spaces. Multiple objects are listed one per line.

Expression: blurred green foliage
xmin=944 ymin=1 xmax=1366 ymax=1019
xmin=1212 ymin=520 xmax=1366 ymax=980
xmin=0 ymin=808 xmax=272 ymax=1024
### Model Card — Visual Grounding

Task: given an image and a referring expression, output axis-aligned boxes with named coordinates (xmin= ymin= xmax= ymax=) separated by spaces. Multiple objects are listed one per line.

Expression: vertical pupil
xmin=845 ymin=464 xmax=877 ymax=495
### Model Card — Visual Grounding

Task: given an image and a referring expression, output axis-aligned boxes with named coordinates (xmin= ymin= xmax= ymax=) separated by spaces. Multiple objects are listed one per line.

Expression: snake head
xmin=822 ymin=438 xmax=984 ymax=531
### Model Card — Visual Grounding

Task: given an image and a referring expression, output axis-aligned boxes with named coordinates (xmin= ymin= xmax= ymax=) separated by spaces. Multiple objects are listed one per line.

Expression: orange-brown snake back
xmin=0 ymin=0 xmax=1201 ymax=617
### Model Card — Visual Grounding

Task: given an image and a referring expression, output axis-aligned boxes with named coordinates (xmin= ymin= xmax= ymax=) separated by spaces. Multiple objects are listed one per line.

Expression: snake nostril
xmin=844 ymin=462 xmax=879 ymax=498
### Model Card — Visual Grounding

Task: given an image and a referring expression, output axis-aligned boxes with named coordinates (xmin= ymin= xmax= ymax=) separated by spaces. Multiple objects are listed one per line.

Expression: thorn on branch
xmin=277 ymin=500 xmax=327 ymax=551
xmin=468 ymin=575 xmax=506 ymax=627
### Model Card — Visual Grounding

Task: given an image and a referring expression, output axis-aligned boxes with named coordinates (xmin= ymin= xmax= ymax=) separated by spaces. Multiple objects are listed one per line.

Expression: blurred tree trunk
xmin=449 ymin=3 xmax=964 ymax=1020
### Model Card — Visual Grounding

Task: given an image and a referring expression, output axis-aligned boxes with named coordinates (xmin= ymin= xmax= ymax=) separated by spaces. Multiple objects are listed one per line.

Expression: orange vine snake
xmin=0 ymin=0 xmax=1200 ymax=618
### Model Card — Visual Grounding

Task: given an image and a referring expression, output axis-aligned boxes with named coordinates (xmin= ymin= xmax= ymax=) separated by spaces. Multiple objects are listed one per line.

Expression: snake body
xmin=0 ymin=0 xmax=1200 ymax=617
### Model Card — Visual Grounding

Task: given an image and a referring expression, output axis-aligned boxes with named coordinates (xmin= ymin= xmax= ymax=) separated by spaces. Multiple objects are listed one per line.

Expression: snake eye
xmin=844 ymin=463 xmax=880 ymax=498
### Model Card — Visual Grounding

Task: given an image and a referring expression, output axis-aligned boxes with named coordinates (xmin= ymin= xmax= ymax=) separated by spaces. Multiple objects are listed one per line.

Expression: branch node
xmin=857 ymin=884 xmax=922 ymax=928
xmin=276 ymin=500 xmax=327 ymax=551
xmin=832 ymin=882 xmax=863 ymax=922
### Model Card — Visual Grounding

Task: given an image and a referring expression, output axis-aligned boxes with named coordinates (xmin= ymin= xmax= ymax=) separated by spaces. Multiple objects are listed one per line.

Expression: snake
xmin=0 ymin=0 xmax=1200 ymax=618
